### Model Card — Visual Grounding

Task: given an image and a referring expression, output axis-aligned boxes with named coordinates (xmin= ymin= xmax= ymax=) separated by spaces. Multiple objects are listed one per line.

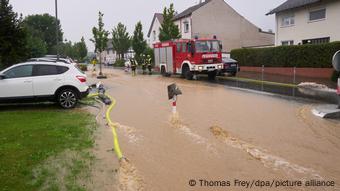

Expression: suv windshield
xmin=195 ymin=40 xmax=220 ymax=53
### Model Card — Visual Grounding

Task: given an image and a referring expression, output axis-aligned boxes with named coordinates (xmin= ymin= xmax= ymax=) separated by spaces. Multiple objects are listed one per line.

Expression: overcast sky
xmin=10 ymin=0 xmax=285 ymax=52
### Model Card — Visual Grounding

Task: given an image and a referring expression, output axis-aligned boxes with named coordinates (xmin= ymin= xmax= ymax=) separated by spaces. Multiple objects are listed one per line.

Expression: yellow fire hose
xmin=88 ymin=93 xmax=124 ymax=160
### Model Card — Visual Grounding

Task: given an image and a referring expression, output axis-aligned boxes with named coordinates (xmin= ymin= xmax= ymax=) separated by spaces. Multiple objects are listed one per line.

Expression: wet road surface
xmin=88 ymin=69 xmax=340 ymax=191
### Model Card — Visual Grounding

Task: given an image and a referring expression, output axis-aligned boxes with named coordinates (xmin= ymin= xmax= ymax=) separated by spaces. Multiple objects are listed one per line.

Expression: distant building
xmin=147 ymin=13 xmax=164 ymax=47
xmin=98 ymin=40 xmax=117 ymax=65
xmin=98 ymin=40 xmax=135 ymax=64
xmin=148 ymin=0 xmax=275 ymax=52
xmin=267 ymin=0 xmax=340 ymax=46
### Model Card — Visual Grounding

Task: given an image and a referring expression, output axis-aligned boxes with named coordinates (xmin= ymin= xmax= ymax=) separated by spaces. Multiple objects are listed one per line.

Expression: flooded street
xmin=88 ymin=69 xmax=340 ymax=191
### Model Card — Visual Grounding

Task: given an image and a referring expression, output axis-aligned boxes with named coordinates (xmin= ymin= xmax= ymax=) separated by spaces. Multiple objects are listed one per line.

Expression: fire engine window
xmin=195 ymin=41 xmax=220 ymax=53
xmin=176 ymin=43 xmax=181 ymax=52
xmin=182 ymin=43 xmax=187 ymax=52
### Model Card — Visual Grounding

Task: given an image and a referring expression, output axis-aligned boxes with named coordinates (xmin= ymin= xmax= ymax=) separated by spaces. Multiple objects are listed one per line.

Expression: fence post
xmin=293 ymin=67 xmax=296 ymax=97
xmin=261 ymin=65 xmax=264 ymax=91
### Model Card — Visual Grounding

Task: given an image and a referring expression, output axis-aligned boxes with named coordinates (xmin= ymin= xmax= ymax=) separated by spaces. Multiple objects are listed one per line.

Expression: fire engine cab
xmin=153 ymin=37 xmax=223 ymax=80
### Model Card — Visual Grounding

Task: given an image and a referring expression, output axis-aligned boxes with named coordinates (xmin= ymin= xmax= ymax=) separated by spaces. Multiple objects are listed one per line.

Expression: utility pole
xmin=55 ymin=0 xmax=59 ymax=60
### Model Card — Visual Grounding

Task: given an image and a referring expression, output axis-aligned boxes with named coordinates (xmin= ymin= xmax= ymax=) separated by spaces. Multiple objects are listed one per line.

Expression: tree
xmin=73 ymin=37 xmax=88 ymax=62
xmin=23 ymin=13 xmax=63 ymax=53
xmin=132 ymin=21 xmax=147 ymax=64
xmin=112 ymin=22 xmax=130 ymax=60
xmin=26 ymin=35 xmax=47 ymax=58
xmin=78 ymin=37 xmax=88 ymax=61
xmin=0 ymin=0 xmax=28 ymax=68
xmin=159 ymin=3 xmax=181 ymax=42
xmin=90 ymin=11 xmax=109 ymax=76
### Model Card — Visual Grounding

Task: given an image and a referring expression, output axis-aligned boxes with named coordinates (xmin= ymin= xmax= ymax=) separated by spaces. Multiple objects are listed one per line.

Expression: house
xmin=147 ymin=13 xmax=164 ymax=47
xmin=267 ymin=0 xmax=340 ymax=46
xmin=148 ymin=0 xmax=275 ymax=52
xmin=98 ymin=40 xmax=117 ymax=65
xmin=98 ymin=40 xmax=135 ymax=64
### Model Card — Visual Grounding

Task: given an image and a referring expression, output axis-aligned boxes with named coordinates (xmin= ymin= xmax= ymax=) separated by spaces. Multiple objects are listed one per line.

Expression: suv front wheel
xmin=58 ymin=89 xmax=78 ymax=109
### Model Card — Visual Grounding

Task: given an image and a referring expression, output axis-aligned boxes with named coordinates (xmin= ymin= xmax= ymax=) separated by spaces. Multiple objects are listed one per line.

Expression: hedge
xmin=230 ymin=42 xmax=340 ymax=68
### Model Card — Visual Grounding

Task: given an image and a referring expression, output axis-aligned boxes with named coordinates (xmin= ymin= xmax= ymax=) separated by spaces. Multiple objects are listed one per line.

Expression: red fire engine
xmin=153 ymin=37 xmax=224 ymax=80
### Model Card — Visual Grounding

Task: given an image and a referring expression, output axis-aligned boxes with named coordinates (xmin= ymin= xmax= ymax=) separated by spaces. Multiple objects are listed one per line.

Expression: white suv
xmin=0 ymin=61 xmax=89 ymax=109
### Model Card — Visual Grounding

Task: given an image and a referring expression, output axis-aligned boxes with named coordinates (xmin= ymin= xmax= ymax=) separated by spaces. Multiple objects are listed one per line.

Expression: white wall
xmin=174 ymin=16 xmax=192 ymax=39
xmin=99 ymin=49 xmax=117 ymax=64
xmin=191 ymin=0 xmax=274 ymax=52
xmin=148 ymin=18 xmax=162 ymax=47
xmin=276 ymin=0 xmax=340 ymax=45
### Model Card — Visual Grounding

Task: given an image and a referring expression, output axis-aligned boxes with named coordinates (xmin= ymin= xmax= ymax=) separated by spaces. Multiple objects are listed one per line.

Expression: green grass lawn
xmin=0 ymin=108 xmax=96 ymax=191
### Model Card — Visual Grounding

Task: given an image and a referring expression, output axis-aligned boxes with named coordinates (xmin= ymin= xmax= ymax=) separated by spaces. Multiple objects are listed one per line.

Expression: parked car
xmin=29 ymin=56 xmax=78 ymax=66
xmin=0 ymin=61 xmax=89 ymax=109
xmin=218 ymin=57 xmax=239 ymax=76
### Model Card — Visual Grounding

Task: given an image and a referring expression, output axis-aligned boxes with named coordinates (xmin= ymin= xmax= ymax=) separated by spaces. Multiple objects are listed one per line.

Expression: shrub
xmin=230 ymin=42 xmax=340 ymax=68
xmin=78 ymin=64 xmax=88 ymax=71
xmin=114 ymin=59 xmax=125 ymax=67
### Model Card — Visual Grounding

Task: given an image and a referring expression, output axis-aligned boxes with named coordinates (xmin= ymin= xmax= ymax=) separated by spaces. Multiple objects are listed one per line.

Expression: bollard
xmin=168 ymin=83 xmax=182 ymax=114
xmin=172 ymin=96 xmax=177 ymax=114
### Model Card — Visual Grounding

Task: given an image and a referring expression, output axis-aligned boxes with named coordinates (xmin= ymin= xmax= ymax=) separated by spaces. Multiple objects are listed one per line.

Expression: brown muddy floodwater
xmin=88 ymin=69 xmax=340 ymax=191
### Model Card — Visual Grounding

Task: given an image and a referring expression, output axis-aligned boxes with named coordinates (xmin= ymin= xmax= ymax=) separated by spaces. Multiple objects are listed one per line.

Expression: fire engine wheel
xmin=208 ymin=71 xmax=217 ymax=80
xmin=182 ymin=65 xmax=193 ymax=80
xmin=161 ymin=66 xmax=166 ymax=77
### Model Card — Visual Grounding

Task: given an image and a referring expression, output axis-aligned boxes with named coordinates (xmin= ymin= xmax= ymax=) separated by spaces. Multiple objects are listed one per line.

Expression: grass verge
xmin=0 ymin=108 xmax=96 ymax=191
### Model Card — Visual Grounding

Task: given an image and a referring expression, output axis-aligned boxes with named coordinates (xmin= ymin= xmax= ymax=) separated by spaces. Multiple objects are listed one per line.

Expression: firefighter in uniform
xmin=130 ymin=57 xmax=137 ymax=76
xmin=140 ymin=54 xmax=146 ymax=75
xmin=146 ymin=55 xmax=153 ymax=75
xmin=91 ymin=58 xmax=97 ymax=72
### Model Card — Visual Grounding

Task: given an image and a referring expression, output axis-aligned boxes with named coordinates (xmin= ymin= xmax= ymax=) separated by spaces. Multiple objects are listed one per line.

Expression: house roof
xmin=173 ymin=0 xmax=211 ymax=21
xmin=147 ymin=13 xmax=164 ymax=37
xmin=266 ymin=0 xmax=321 ymax=15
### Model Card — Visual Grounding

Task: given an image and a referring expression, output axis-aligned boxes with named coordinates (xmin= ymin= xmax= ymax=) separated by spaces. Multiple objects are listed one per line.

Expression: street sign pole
xmin=55 ymin=0 xmax=59 ymax=60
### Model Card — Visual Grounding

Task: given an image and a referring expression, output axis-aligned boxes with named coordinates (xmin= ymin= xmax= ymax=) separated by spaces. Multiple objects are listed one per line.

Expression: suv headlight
xmin=198 ymin=66 xmax=204 ymax=70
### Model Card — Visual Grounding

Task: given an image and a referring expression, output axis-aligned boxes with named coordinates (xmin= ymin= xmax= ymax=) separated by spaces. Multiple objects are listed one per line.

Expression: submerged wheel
xmin=161 ymin=66 xmax=166 ymax=77
xmin=182 ymin=65 xmax=193 ymax=80
xmin=208 ymin=71 xmax=217 ymax=80
xmin=58 ymin=89 xmax=78 ymax=109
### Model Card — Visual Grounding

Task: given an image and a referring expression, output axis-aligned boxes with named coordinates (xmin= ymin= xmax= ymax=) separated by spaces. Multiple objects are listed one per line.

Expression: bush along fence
xmin=231 ymin=42 xmax=340 ymax=81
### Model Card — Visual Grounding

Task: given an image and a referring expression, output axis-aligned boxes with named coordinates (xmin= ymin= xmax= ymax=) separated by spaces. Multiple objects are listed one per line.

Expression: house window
xmin=309 ymin=8 xmax=326 ymax=21
xmin=184 ymin=21 xmax=189 ymax=33
xmin=302 ymin=37 xmax=330 ymax=45
xmin=281 ymin=40 xmax=294 ymax=46
xmin=153 ymin=31 xmax=156 ymax=41
xmin=281 ymin=15 xmax=295 ymax=27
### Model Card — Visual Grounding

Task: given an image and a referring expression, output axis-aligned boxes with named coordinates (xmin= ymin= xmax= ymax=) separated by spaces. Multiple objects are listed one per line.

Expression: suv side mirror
xmin=0 ymin=74 xmax=6 ymax=80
